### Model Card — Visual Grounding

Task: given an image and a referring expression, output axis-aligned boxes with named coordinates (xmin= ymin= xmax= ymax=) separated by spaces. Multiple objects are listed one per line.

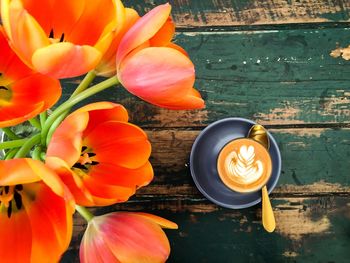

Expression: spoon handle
xmin=262 ymin=185 xmax=276 ymax=233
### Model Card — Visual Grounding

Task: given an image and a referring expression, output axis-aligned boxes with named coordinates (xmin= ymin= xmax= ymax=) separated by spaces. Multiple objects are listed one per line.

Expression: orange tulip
xmin=1 ymin=0 xmax=125 ymax=79
xmin=96 ymin=8 xmax=139 ymax=77
xmin=116 ymin=3 xmax=205 ymax=110
xmin=46 ymin=102 xmax=153 ymax=206
xmin=80 ymin=212 xmax=178 ymax=263
xmin=0 ymin=158 xmax=74 ymax=263
xmin=0 ymin=27 xmax=61 ymax=128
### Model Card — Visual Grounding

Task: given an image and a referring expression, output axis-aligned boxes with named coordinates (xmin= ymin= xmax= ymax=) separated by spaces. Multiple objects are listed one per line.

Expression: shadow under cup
xmin=217 ymin=138 xmax=272 ymax=193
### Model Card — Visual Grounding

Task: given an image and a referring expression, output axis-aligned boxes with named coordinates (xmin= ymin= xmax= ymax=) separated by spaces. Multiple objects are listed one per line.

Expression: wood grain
xmin=62 ymin=27 xmax=350 ymax=127
xmin=122 ymin=0 xmax=350 ymax=27
xmin=62 ymin=196 xmax=350 ymax=263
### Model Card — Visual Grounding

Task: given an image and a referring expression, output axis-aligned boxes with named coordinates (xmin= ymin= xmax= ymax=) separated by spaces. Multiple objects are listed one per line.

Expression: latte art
xmin=226 ymin=145 xmax=264 ymax=184
xmin=217 ymin=138 xmax=272 ymax=193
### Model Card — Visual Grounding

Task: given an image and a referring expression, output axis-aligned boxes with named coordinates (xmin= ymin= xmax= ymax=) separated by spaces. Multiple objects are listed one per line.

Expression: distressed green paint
xmin=63 ymin=197 xmax=350 ymax=263
xmin=61 ymin=28 xmax=350 ymax=126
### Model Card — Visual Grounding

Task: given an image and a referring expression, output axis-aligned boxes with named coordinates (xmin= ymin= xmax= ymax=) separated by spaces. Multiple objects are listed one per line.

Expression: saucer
xmin=190 ymin=118 xmax=282 ymax=209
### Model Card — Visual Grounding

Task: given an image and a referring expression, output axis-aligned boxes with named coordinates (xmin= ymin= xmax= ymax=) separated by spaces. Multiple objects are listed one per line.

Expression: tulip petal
xmin=118 ymin=47 xmax=195 ymax=105
xmin=0 ymin=208 xmax=32 ymax=263
xmin=66 ymin=0 xmax=118 ymax=46
xmin=150 ymin=17 xmax=175 ymax=47
xmin=22 ymin=182 xmax=73 ymax=263
xmin=154 ymin=88 xmax=205 ymax=110
xmin=84 ymin=121 xmax=151 ymax=169
xmin=0 ymin=73 xmax=61 ymax=128
xmin=99 ymin=213 xmax=171 ymax=263
xmin=32 ymin=42 xmax=101 ymax=78
xmin=74 ymin=102 xmax=129 ymax=136
xmin=0 ymin=159 xmax=41 ymax=185
xmin=117 ymin=3 xmax=171 ymax=63
xmin=4 ymin=0 xmax=49 ymax=66
xmin=47 ymin=111 xmax=89 ymax=167
xmin=133 ymin=213 xmax=178 ymax=229
xmin=0 ymin=27 xmax=32 ymax=79
xmin=46 ymin=157 xmax=94 ymax=206
xmin=96 ymin=7 xmax=139 ymax=77
xmin=80 ymin=222 xmax=121 ymax=263
xmin=89 ymin=161 xmax=153 ymax=189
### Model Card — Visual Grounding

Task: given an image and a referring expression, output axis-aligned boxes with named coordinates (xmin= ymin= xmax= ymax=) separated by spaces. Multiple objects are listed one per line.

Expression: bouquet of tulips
xmin=0 ymin=1 xmax=204 ymax=262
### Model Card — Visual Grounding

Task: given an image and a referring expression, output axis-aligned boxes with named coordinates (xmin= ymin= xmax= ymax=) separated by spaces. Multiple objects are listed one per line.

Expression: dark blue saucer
xmin=190 ymin=118 xmax=282 ymax=209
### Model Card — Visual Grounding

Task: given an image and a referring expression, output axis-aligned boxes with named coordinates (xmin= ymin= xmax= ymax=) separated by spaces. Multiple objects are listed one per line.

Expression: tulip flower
xmin=0 ymin=158 xmax=74 ymax=263
xmin=46 ymin=102 xmax=153 ymax=206
xmin=96 ymin=8 xmax=140 ymax=77
xmin=116 ymin=3 xmax=205 ymax=110
xmin=0 ymin=27 xmax=61 ymax=128
xmin=1 ymin=0 xmax=125 ymax=79
xmin=80 ymin=212 xmax=178 ymax=263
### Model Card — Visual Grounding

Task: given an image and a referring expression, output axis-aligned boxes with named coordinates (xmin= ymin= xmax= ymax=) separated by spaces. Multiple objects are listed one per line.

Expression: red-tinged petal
xmin=0 ymin=208 xmax=32 ymax=263
xmin=117 ymin=3 xmax=171 ymax=63
xmin=47 ymin=111 xmax=89 ymax=167
xmin=84 ymin=178 xmax=134 ymax=206
xmin=66 ymin=0 xmax=117 ymax=46
xmin=46 ymin=157 xmax=94 ymax=206
xmin=89 ymin=161 xmax=153 ymax=189
xmin=25 ymin=159 xmax=73 ymax=202
xmin=21 ymin=182 xmax=73 ymax=263
xmin=133 ymin=213 xmax=178 ymax=229
xmin=97 ymin=213 xmax=171 ymax=263
xmin=94 ymin=0 xmax=125 ymax=55
xmin=32 ymin=42 xmax=102 ymax=79
xmin=0 ymin=72 xmax=61 ymax=128
xmin=0 ymin=159 xmax=41 ymax=185
xmin=154 ymin=88 xmax=205 ymax=110
xmin=73 ymin=102 xmax=129 ymax=136
xmin=84 ymin=121 xmax=151 ymax=169
xmin=5 ymin=0 xmax=49 ymax=66
xmin=118 ymin=47 xmax=195 ymax=106
xmin=0 ymin=27 xmax=32 ymax=79
xmin=80 ymin=221 xmax=121 ymax=263
xmin=150 ymin=17 xmax=175 ymax=47
xmin=96 ymin=8 xmax=139 ymax=77
xmin=22 ymin=0 xmax=85 ymax=38
xmin=0 ymin=101 xmax=44 ymax=128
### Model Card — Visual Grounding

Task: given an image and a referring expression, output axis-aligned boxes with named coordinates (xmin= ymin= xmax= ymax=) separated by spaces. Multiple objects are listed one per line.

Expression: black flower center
xmin=0 ymin=185 xmax=23 ymax=218
xmin=72 ymin=146 xmax=99 ymax=171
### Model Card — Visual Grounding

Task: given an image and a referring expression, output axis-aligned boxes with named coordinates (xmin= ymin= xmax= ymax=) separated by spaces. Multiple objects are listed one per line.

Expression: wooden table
xmin=62 ymin=1 xmax=350 ymax=262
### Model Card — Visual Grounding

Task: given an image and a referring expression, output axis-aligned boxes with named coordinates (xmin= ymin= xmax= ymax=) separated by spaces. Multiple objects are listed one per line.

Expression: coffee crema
xmin=217 ymin=138 xmax=272 ymax=193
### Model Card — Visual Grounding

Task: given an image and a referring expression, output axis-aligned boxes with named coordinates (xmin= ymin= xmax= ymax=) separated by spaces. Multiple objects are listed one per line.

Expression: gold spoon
xmin=247 ymin=124 xmax=276 ymax=233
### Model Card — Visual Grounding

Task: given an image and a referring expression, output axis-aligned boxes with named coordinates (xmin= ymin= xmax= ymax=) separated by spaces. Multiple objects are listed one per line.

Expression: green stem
xmin=41 ymin=76 xmax=119 ymax=146
xmin=1 ymin=128 xmax=20 ymax=140
xmin=71 ymin=71 xmax=97 ymax=98
xmin=46 ymin=113 xmax=67 ymax=146
xmin=32 ymin=146 xmax=42 ymax=160
xmin=40 ymin=112 xmax=47 ymax=128
xmin=14 ymin=134 xmax=41 ymax=158
xmin=29 ymin=117 xmax=41 ymax=130
xmin=75 ymin=205 xmax=94 ymax=222
xmin=4 ymin=148 xmax=19 ymax=160
xmin=0 ymin=138 xmax=28 ymax=150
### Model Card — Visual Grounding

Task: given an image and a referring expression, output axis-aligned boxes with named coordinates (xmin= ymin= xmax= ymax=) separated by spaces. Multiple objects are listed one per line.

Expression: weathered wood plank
xmin=141 ymin=128 xmax=350 ymax=191
xmin=62 ymin=196 xmax=350 ymax=263
xmin=62 ymin=28 xmax=350 ymax=127
xmin=122 ymin=0 xmax=350 ymax=27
